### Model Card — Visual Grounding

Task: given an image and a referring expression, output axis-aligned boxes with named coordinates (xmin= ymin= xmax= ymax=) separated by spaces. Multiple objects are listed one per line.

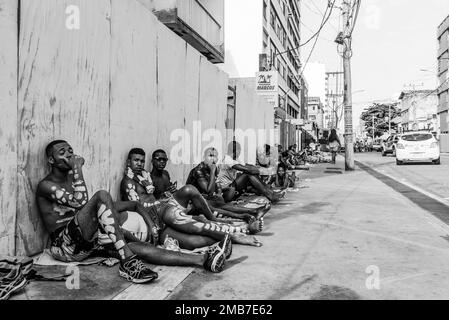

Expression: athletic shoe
xmin=163 ymin=236 xmax=181 ymax=252
xmin=204 ymin=234 xmax=232 ymax=273
xmin=119 ymin=256 xmax=158 ymax=284
xmin=0 ymin=262 xmax=28 ymax=300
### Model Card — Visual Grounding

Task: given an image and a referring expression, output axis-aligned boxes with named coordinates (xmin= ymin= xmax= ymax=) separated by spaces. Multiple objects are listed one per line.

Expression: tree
xmin=360 ymin=102 xmax=400 ymax=137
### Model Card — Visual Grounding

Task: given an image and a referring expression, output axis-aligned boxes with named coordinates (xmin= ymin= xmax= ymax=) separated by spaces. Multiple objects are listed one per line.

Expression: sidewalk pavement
xmin=10 ymin=156 xmax=449 ymax=300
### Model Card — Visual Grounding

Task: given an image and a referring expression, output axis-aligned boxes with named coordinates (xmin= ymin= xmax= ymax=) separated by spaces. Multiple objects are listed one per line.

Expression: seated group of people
xmin=36 ymin=140 xmax=297 ymax=284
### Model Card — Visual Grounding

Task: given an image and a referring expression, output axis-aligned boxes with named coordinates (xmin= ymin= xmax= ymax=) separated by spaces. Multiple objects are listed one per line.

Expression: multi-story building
xmin=307 ymin=96 xmax=324 ymax=141
xmin=146 ymin=0 xmax=225 ymax=63
xmin=220 ymin=0 xmax=304 ymax=147
xmin=437 ymin=14 xmax=449 ymax=152
xmin=398 ymin=90 xmax=438 ymax=133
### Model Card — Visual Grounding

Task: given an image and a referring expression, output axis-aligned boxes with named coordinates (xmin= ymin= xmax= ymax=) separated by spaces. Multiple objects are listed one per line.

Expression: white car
xmin=395 ymin=132 xmax=440 ymax=165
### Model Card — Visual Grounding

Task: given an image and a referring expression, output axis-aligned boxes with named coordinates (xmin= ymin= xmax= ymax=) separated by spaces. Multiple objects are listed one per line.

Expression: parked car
xmin=372 ymin=138 xmax=382 ymax=152
xmin=396 ymin=131 xmax=440 ymax=165
xmin=381 ymin=134 xmax=401 ymax=157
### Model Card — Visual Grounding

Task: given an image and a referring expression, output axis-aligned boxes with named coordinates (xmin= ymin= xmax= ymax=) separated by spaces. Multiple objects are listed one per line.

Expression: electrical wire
xmin=276 ymin=0 xmax=337 ymax=57
xmin=304 ymin=0 xmax=340 ymax=32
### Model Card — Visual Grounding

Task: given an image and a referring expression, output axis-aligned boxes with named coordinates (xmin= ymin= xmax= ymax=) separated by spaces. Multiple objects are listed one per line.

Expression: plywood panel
xmin=156 ymin=23 xmax=187 ymax=184
xmin=0 ymin=0 xmax=18 ymax=255
xmin=109 ymin=0 xmax=158 ymax=199
xmin=182 ymin=45 xmax=201 ymax=180
xmin=17 ymin=0 xmax=111 ymax=255
xmin=198 ymin=57 xmax=228 ymax=160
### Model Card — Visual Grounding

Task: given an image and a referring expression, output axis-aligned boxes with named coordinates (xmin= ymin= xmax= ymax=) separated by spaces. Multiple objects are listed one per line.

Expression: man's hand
xmin=168 ymin=181 xmax=177 ymax=193
xmin=208 ymin=163 xmax=217 ymax=172
xmin=67 ymin=155 xmax=85 ymax=169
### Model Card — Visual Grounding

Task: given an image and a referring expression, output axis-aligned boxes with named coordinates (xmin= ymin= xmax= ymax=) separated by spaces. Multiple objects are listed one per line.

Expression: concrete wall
xmin=230 ymin=78 xmax=275 ymax=165
xmin=0 ymin=0 xmax=228 ymax=256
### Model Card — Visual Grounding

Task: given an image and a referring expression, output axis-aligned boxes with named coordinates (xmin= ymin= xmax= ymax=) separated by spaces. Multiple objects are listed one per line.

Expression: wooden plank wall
xmin=16 ymin=0 xmax=111 ymax=255
xmin=0 ymin=0 xmax=18 ymax=256
xmin=109 ymin=0 xmax=158 ymax=199
xmin=4 ymin=0 xmax=229 ymax=256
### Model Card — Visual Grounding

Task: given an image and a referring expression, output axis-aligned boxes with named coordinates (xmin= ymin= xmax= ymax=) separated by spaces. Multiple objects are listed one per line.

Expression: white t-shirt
xmin=217 ymin=155 xmax=245 ymax=188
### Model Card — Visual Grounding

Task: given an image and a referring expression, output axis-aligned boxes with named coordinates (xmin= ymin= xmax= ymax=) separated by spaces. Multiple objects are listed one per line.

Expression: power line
xmin=276 ymin=0 xmax=337 ymax=57
xmin=304 ymin=0 xmax=340 ymax=32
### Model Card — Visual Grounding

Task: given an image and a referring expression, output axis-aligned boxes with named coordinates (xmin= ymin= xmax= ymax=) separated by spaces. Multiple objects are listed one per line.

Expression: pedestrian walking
xmin=328 ymin=129 xmax=341 ymax=164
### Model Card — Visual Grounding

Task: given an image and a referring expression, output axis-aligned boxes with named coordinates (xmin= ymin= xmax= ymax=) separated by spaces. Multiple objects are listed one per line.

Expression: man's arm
xmin=232 ymin=164 xmax=260 ymax=175
xmin=195 ymin=166 xmax=217 ymax=196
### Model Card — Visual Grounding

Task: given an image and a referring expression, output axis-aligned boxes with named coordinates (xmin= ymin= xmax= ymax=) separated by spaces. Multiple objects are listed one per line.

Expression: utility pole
xmin=388 ymin=104 xmax=391 ymax=134
xmin=340 ymin=0 xmax=357 ymax=171
xmin=372 ymin=115 xmax=375 ymax=141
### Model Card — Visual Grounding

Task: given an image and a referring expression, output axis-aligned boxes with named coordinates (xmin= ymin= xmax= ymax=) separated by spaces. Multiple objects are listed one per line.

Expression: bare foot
xmin=231 ymin=234 xmax=263 ymax=247
xmin=248 ymin=218 xmax=264 ymax=234
xmin=256 ymin=203 xmax=271 ymax=220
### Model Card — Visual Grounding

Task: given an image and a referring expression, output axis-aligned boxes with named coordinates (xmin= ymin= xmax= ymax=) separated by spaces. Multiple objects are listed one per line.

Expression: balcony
xmin=150 ymin=0 xmax=224 ymax=63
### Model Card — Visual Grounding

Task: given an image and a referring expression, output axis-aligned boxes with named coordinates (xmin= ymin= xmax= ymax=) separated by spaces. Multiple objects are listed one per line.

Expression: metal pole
xmin=372 ymin=115 xmax=375 ymax=141
xmin=342 ymin=0 xmax=354 ymax=171
xmin=388 ymin=104 xmax=391 ymax=134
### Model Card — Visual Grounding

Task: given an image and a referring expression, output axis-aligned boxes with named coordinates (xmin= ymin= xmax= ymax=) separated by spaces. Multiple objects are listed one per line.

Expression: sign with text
xmin=255 ymin=71 xmax=278 ymax=95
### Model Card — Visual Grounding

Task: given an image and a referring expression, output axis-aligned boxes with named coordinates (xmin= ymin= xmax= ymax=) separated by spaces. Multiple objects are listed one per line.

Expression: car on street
xmin=372 ymin=138 xmax=382 ymax=152
xmin=381 ymin=134 xmax=401 ymax=157
xmin=395 ymin=131 xmax=440 ymax=165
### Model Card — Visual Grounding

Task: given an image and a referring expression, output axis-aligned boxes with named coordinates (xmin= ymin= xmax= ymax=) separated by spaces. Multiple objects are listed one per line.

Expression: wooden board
xmin=109 ymin=0 xmax=158 ymax=199
xmin=156 ymin=23 xmax=188 ymax=185
xmin=198 ymin=57 xmax=228 ymax=160
xmin=17 ymin=0 xmax=111 ymax=255
xmin=0 ymin=0 xmax=18 ymax=255
xmin=182 ymin=45 xmax=201 ymax=180
xmin=112 ymin=266 xmax=194 ymax=300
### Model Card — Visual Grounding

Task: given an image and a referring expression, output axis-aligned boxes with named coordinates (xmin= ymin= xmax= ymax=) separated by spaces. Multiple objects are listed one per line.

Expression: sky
xmin=301 ymin=0 xmax=449 ymax=125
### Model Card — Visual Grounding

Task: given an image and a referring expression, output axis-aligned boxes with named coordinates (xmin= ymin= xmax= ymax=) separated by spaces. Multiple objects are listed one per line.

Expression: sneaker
xmin=0 ymin=262 xmax=28 ymax=300
xmin=204 ymin=234 xmax=232 ymax=273
xmin=163 ymin=236 xmax=181 ymax=252
xmin=119 ymin=256 xmax=158 ymax=284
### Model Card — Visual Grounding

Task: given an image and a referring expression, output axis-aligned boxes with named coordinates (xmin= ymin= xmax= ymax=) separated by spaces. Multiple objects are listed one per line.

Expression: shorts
xmin=49 ymin=215 xmax=98 ymax=263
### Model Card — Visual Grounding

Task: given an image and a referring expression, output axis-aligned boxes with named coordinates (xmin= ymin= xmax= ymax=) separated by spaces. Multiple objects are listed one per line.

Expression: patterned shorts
xmin=49 ymin=216 xmax=98 ymax=263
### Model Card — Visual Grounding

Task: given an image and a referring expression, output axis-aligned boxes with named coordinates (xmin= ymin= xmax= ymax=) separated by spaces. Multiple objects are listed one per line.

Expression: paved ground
xmin=9 ymin=153 xmax=449 ymax=300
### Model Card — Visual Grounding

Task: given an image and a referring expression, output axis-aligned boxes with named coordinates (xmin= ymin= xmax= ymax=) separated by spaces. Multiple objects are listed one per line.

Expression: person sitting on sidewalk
xmin=36 ymin=140 xmax=158 ymax=283
xmin=187 ymin=147 xmax=273 ymax=221
xmin=256 ymin=144 xmax=278 ymax=183
xmin=267 ymin=163 xmax=296 ymax=190
xmin=218 ymin=141 xmax=284 ymax=205
xmin=121 ymin=148 xmax=263 ymax=247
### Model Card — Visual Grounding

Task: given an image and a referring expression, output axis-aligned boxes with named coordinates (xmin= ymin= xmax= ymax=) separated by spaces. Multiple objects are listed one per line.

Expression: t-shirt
xmin=217 ymin=155 xmax=245 ymax=188
xmin=186 ymin=162 xmax=218 ymax=194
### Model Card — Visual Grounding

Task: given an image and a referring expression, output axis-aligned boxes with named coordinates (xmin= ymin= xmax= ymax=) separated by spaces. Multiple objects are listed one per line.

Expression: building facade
xmin=398 ymin=91 xmax=438 ymax=133
xmin=306 ymin=96 xmax=324 ymax=142
xmin=220 ymin=0 xmax=304 ymax=148
xmin=437 ymin=14 xmax=449 ymax=152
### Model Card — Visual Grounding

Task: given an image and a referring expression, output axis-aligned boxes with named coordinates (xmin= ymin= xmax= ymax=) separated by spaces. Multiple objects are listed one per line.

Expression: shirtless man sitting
xmin=187 ymin=148 xmax=275 ymax=223
xmin=36 ymin=140 xmax=158 ymax=283
xmin=120 ymin=148 xmax=263 ymax=247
